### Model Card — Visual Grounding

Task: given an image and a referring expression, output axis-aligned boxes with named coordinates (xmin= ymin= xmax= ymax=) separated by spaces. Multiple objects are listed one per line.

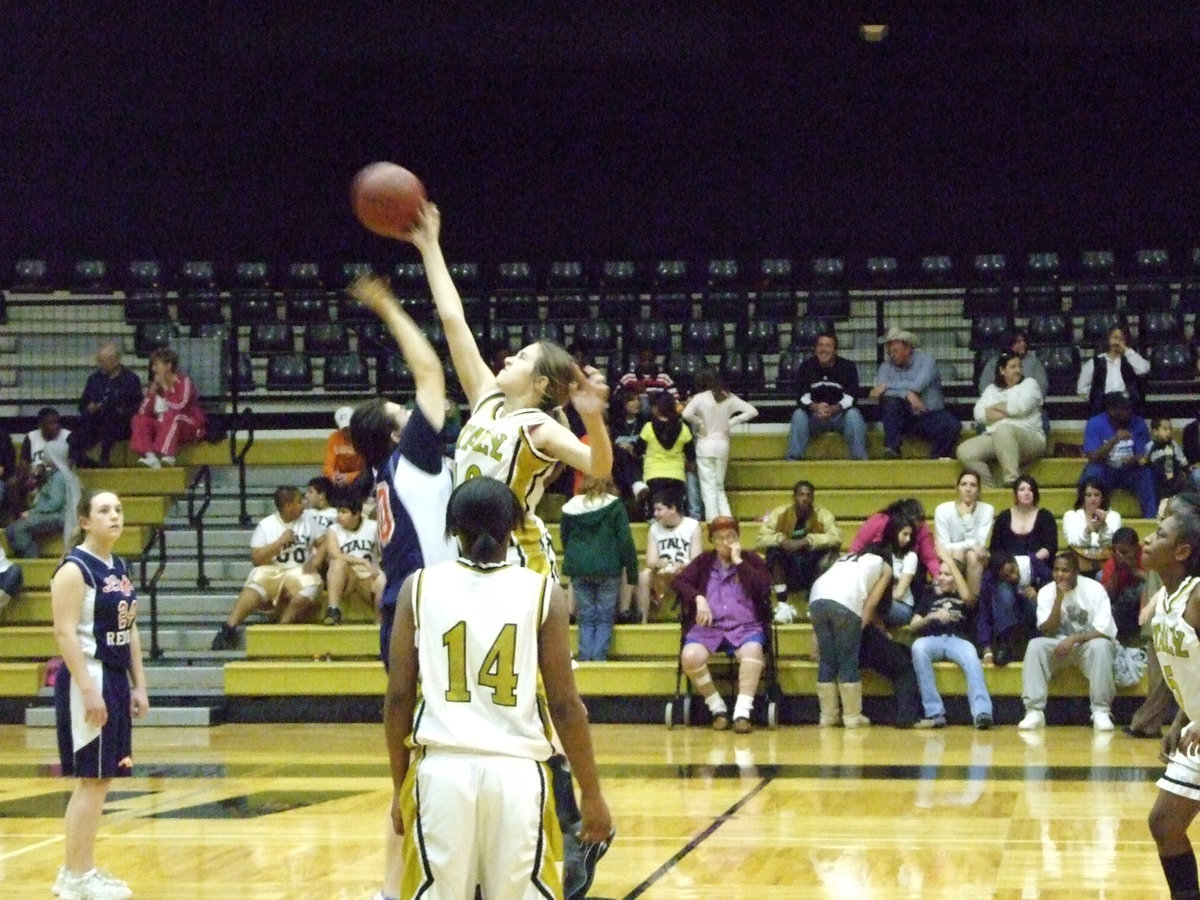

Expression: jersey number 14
xmin=442 ymin=621 xmax=519 ymax=707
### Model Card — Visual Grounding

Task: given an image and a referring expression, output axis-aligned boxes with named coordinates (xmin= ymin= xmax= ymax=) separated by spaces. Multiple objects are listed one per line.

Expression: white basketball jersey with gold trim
xmin=1151 ymin=575 xmax=1200 ymax=721
xmin=408 ymin=558 xmax=555 ymax=760
xmin=454 ymin=391 xmax=559 ymax=575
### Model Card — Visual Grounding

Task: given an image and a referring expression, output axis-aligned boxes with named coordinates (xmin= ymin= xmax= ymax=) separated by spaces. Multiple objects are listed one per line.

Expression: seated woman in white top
xmin=956 ymin=351 xmax=1046 ymax=488
xmin=1062 ymin=476 xmax=1123 ymax=576
xmin=1077 ymin=323 xmax=1150 ymax=416
xmin=933 ymin=471 xmax=995 ymax=600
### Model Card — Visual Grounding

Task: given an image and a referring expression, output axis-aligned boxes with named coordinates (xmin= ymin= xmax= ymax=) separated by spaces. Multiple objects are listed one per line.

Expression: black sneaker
xmin=569 ymin=826 xmax=616 ymax=900
xmin=211 ymin=625 xmax=239 ymax=651
xmin=323 ymin=607 xmax=342 ymax=626
xmin=975 ymin=714 xmax=993 ymax=730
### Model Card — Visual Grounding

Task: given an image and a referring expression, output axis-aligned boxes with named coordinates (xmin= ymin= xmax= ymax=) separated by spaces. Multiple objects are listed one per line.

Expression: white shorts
xmin=1158 ymin=722 xmax=1200 ymax=801
xmin=243 ymin=565 xmax=322 ymax=606
xmin=400 ymin=748 xmax=562 ymax=900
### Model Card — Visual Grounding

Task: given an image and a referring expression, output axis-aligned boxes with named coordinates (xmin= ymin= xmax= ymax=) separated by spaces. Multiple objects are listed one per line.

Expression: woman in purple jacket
xmin=673 ymin=517 xmax=772 ymax=733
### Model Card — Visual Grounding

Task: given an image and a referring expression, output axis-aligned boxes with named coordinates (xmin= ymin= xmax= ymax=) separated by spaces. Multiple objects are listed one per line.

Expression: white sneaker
xmin=160 ymin=456 xmax=175 ymax=466
xmin=1092 ymin=710 xmax=1115 ymax=732
xmin=58 ymin=868 xmax=132 ymax=900
xmin=1018 ymin=709 xmax=1046 ymax=730
xmin=138 ymin=453 xmax=161 ymax=469
xmin=52 ymin=865 xmax=66 ymax=895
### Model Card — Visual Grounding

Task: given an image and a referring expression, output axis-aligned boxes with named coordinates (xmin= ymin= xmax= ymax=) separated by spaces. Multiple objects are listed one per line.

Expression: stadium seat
xmin=127 ymin=260 xmax=165 ymax=290
xmin=701 ymin=259 xmax=747 ymax=325
xmin=390 ymin=262 xmax=429 ymax=299
xmin=447 ymin=261 xmax=484 ymax=293
xmin=135 ymin=322 xmax=179 ymax=356
xmin=286 ymin=291 xmax=330 ymax=324
xmin=124 ymin=291 xmax=170 ymax=324
xmin=574 ymin=321 xmax=619 ymax=358
xmin=681 ymin=320 xmax=724 ymax=355
xmin=627 ymin=320 xmax=671 ymax=356
xmin=1017 ymin=252 xmax=1062 ymax=313
xmin=180 ymin=260 xmax=216 ymax=291
xmin=12 ymin=258 xmax=53 ymax=292
xmin=355 ymin=321 xmax=394 ymax=354
xmin=651 ymin=260 xmax=694 ymax=323
xmin=285 ymin=262 xmax=322 ymax=290
xmin=193 ymin=323 xmax=229 ymax=342
xmin=546 ymin=260 xmax=587 ymax=292
xmin=807 ymin=257 xmax=849 ymax=319
xmin=250 ymin=322 xmax=295 ymax=354
xmin=522 ymin=322 xmax=564 ymax=346
xmin=1140 ymin=311 xmax=1184 ymax=347
xmin=969 ymin=314 xmax=1013 ymax=350
xmin=337 ymin=263 xmax=376 ymax=323
xmin=740 ymin=319 xmax=780 ymax=354
xmin=323 ymin=352 xmax=370 ymax=392
xmin=775 ymin=347 xmax=805 ymax=394
xmin=754 ymin=258 xmax=799 ymax=320
xmin=790 ymin=316 xmax=835 ymax=351
xmin=495 ymin=260 xmax=536 ymax=292
xmin=1079 ymin=312 xmax=1123 ymax=348
xmin=598 ymin=260 xmax=641 ymax=322
xmin=1026 ymin=313 xmax=1071 ymax=347
xmin=377 ymin=354 xmax=414 ymax=393
xmin=70 ymin=259 xmax=109 ymax=292
xmin=665 ymin=351 xmax=705 ymax=395
xmin=420 ymin=320 xmax=447 ymax=351
xmin=177 ymin=291 xmax=225 ymax=327
xmin=545 ymin=292 xmax=590 ymax=325
xmin=233 ymin=261 xmax=271 ymax=289
xmin=233 ymin=290 xmax=278 ymax=325
xmin=493 ymin=293 xmax=540 ymax=322
xmin=865 ymin=256 xmax=899 ymax=284
xmin=720 ymin=350 xmax=764 ymax=394
xmin=305 ymin=323 xmax=349 ymax=355
xmin=1070 ymin=251 xmax=1115 ymax=313
xmin=472 ymin=320 xmax=511 ymax=356
xmin=266 ymin=354 xmax=313 ymax=391
xmin=964 ymin=254 xmax=1011 ymax=317
xmin=1148 ymin=343 xmax=1196 ymax=381
xmin=920 ymin=255 xmax=954 ymax=283
xmin=1125 ymin=248 xmax=1172 ymax=311
xmin=1040 ymin=344 xmax=1081 ymax=394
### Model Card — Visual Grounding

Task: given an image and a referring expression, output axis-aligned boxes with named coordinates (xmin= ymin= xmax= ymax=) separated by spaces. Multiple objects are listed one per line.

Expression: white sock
xmin=705 ymin=693 xmax=728 ymax=715
xmin=733 ymin=693 xmax=754 ymax=720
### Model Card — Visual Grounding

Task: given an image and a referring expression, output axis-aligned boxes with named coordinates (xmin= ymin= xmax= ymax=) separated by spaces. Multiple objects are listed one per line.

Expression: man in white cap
xmin=869 ymin=326 xmax=962 ymax=459
xmin=324 ymin=405 xmax=365 ymax=490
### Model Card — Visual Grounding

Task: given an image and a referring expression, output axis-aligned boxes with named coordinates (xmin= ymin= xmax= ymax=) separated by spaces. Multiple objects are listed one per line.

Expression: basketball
xmin=350 ymin=162 xmax=426 ymax=238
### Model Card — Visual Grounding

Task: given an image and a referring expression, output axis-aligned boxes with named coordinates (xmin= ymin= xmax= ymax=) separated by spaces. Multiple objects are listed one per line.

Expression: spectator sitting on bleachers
xmin=976 ymin=550 xmax=1038 ymax=667
xmin=933 ymin=471 xmax=994 ymax=599
xmin=909 ymin=544 xmax=994 ymax=729
xmin=321 ymin=493 xmax=382 ymax=626
xmin=1099 ymin=526 xmax=1145 ymax=645
xmin=8 ymin=407 xmax=70 ymax=522
xmin=5 ymin=442 xmax=77 ymax=559
xmin=976 ymin=329 xmax=1049 ymax=401
xmin=324 ymin=406 xmax=366 ymax=491
xmin=0 ymin=542 xmax=22 ymax=614
xmin=305 ymin=477 xmax=339 ymax=533
xmin=618 ymin=348 xmax=678 ymax=416
xmin=956 ymin=350 xmax=1046 ymax=488
xmin=881 ymin=509 xmax=920 ymax=627
xmin=1018 ymin=550 xmax=1118 ymax=732
xmin=852 ymin=498 xmax=940 ymax=578
xmin=673 ymin=516 xmax=772 ymax=734
xmin=1079 ymin=390 xmax=1157 ymax=519
xmin=868 ymin=326 xmax=961 ymax=460
xmin=754 ymin=480 xmax=841 ymax=611
xmin=1077 ymin=323 xmax=1149 ymax=416
xmin=1148 ymin=417 xmax=1191 ymax=506
xmin=989 ymin=475 xmax=1057 ymax=587
xmin=210 ymin=485 xmax=329 ymax=650
xmin=131 ymin=346 xmax=207 ymax=468
xmin=1064 ymin=476 xmax=1123 ymax=577
xmin=67 ymin=341 xmax=143 ymax=469
xmin=784 ymin=331 xmax=867 ymax=461
xmin=630 ymin=493 xmax=701 ymax=624
xmin=609 ymin=388 xmax=649 ymax=514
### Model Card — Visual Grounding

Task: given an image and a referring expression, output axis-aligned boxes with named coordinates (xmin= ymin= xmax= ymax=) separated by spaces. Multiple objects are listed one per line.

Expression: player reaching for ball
xmin=405 ymin=202 xmax=613 ymax=574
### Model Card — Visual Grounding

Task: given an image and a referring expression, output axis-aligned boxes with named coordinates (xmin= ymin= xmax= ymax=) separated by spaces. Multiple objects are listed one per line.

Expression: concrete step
xmin=169 ymin=496 xmax=275 ymax=523
xmin=26 ymin=706 xmax=217 ymax=727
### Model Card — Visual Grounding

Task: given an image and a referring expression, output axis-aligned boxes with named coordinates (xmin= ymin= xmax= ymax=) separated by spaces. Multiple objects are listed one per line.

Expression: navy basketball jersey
xmin=57 ymin=547 xmax=137 ymax=671
xmin=375 ymin=405 xmax=457 ymax=608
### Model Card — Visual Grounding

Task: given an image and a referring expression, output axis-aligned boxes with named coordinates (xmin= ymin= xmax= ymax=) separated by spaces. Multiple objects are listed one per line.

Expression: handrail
xmin=228 ymin=406 xmax=255 ymax=527
xmin=138 ymin=526 xmax=168 ymax=661
xmin=186 ymin=464 xmax=213 ymax=589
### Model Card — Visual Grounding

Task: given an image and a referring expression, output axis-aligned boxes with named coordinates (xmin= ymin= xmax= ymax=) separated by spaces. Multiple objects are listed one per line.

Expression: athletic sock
xmin=733 ymin=693 xmax=754 ymax=720
xmin=1160 ymin=850 xmax=1200 ymax=898
xmin=704 ymin=693 xmax=728 ymax=715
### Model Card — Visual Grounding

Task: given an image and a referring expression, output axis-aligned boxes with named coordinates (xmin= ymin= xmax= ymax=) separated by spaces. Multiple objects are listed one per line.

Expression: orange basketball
xmin=350 ymin=162 xmax=426 ymax=238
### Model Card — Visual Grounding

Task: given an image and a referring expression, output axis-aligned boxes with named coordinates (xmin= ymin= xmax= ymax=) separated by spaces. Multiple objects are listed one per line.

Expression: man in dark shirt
xmin=68 ymin=342 xmax=144 ymax=467
xmin=1079 ymin=391 xmax=1157 ymax=518
xmin=785 ymin=332 xmax=867 ymax=460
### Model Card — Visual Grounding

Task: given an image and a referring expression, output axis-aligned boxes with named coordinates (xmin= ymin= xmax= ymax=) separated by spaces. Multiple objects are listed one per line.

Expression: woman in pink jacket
xmin=131 ymin=347 xmax=206 ymax=468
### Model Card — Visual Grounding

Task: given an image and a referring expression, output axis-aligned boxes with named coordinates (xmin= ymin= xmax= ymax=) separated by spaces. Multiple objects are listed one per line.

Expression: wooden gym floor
xmin=0 ymin=722 xmax=1180 ymax=899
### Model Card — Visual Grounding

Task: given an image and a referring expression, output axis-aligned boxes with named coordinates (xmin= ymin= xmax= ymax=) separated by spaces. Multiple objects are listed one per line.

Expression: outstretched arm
xmin=349 ymin=275 xmax=445 ymax=432
xmin=403 ymin=203 xmax=496 ymax=408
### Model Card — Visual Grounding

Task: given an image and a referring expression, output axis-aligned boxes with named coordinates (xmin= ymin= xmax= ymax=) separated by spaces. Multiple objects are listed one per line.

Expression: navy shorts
xmin=55 ymin=664 xmax=133 ymax=779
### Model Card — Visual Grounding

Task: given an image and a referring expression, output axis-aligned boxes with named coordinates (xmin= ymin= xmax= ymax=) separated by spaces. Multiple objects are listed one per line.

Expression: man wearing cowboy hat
xmin=869 ymin=326 xmax=962 ymax=459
